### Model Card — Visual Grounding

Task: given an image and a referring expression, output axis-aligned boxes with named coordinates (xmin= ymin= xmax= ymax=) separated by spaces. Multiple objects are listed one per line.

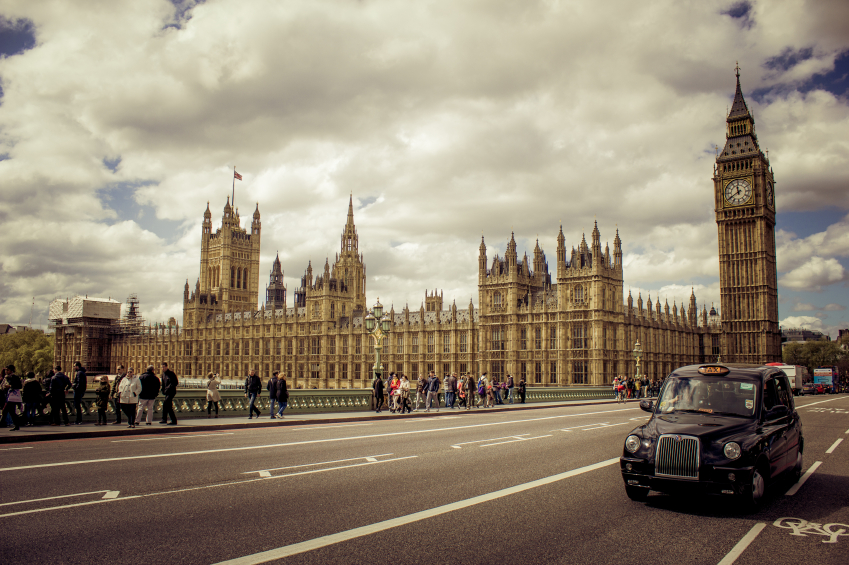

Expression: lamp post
xmin=364 ymin=298 xmax=391 ymax=385
xmin=632 ymin=339 xmax=643 ymax=386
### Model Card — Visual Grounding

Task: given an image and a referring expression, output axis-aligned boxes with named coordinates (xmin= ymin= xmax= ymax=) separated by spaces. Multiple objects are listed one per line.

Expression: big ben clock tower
xmin=713 ymin=65 xmax=781 ymax=363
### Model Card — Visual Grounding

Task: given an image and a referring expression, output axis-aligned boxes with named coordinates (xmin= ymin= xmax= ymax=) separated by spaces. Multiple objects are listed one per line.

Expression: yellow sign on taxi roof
xmin=698 ymin=366 xmax=730 ymax=376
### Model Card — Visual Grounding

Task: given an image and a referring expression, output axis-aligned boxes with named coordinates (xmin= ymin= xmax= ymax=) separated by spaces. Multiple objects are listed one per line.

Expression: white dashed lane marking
xmin=825 ymin=439 xmax=843 ymax=454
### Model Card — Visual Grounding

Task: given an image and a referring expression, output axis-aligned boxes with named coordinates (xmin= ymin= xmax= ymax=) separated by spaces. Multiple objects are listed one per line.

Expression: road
xmin=1 ymin=396 xmax=847 ymax=564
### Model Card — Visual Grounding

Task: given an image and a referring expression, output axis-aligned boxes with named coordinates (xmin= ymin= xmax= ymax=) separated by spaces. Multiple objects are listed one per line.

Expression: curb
xmin=0 ymin=398 xmax=642 ymax=444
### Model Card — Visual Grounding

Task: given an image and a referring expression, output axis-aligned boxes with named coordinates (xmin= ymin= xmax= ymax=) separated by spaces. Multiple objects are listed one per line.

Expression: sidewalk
xmin=0 ymin=397 xmax=644 ymax=444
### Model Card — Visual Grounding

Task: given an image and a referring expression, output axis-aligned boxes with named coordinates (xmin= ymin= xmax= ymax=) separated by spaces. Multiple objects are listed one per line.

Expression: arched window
xmin=236 ymin=268 xmax=241 ymax=290
xmin=231 ymin=267 xmax=235 ymax=288
xmin=574 ymin=285 xmax=584 ymax=303
xmin=243 ymin=268 xmax=249 ymax=289
xmin=493 ymin=291 xmax=502 ymax=308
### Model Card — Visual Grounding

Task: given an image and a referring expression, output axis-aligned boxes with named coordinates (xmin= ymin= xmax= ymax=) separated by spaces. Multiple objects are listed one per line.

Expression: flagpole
xmin=232 ymin=166 xmax=236 ymax=208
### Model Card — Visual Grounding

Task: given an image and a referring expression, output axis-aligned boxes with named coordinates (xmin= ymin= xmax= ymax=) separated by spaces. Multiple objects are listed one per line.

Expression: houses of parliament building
xmin=51 ymin=70 xmax=781 ymax=387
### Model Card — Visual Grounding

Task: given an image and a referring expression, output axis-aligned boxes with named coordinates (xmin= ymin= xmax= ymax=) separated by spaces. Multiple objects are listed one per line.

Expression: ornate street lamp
xmin=364 ymin=298 xmax=391 ymax=384
xmin=632 ymin=340 xmax=643 ymax=381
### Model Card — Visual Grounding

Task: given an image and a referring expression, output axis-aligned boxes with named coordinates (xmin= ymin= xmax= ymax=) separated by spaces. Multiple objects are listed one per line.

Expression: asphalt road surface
xmin=1 ymin=396 xmax=847 ymax=565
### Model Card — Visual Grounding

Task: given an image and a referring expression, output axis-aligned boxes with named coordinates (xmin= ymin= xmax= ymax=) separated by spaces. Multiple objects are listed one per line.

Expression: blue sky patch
xmin=99 ymin=181 xmax=184 ymax=242
xmin=0 ymin=17 xmax=35 ymax=58
xmin=777 ymin=208 xmax=847 ymax=239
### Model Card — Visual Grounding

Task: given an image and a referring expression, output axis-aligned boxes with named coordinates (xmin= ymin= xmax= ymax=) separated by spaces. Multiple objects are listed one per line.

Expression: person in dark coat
xmin=159 ymin=362 xmax=178 ymax=425
xmin=48 ymin=365 xmax=71 ymax=426
xmin=94 ymin=376 xmax=111 ymax=425
xmin=111 ymin=365 xmax=126 ymax=424
xmin=275 ymin=373 xmax=289 ymax=418
xmin=136 ymin=366 xmax=161 ymax=426
xmin=373 ymin=374 xmax=384 ymax=413
xmin=1 ymin=365 xmax=23 ymax=430
xmin=244 ymin=369 xmax=262 ymax=419
xmin=71 ymin=361 xmax=87 ymax=424
xmin=518 ymin=377 xmax=526 ymax=404
xmin=22 ymin=372 xmax=42 ymax=426
xmin=267 ymin=372 xmax=279 ymax=419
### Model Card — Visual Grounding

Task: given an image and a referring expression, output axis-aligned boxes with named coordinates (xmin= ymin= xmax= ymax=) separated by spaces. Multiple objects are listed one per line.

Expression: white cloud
xmin=779 ymin=256 xmax=846 ymax=291
xmin=0 ymin=0 xmax=848 ymax=327
xmin=780 ymin=315 xmax=825 ymax=331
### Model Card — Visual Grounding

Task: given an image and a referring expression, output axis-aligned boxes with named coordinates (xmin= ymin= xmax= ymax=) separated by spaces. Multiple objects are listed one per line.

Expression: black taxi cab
xmin=620 ymin=364 xmax=804 ymax=509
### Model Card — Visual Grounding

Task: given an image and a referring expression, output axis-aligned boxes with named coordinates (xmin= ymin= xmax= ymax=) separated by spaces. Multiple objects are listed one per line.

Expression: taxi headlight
xmin=625 ymin=435 xmax=641 ymax=453
xmin=724 ymin=442 xmax=741 ymax=460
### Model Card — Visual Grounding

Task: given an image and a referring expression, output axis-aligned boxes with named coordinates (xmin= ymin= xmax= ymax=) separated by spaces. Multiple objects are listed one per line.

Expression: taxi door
xmin=762 ymin=377 xmax=789 ymax=477
xmin=776 ymin=376 xmax=800 ymax=471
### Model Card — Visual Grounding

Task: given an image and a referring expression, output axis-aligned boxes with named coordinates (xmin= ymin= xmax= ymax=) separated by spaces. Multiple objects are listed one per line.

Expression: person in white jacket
xmin=118 ymin=368 xmax=142 ymax=428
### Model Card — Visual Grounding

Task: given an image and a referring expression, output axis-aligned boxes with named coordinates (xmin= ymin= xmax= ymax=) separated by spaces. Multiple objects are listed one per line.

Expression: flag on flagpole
xmin=234 ymin=171 xmax=243 ymax=181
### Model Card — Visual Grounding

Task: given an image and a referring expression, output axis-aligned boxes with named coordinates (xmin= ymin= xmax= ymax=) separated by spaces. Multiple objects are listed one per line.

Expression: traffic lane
xmin=0 ymin=404 xmax=642 ymax=465
xmin=263 ymin=462 xmax=761 ymax=565
xmin=0 ymin=405 xmax=642 ymax=484
xmin=1 ymin=427 xmax=626 ymax=564
xmin=0 ymin=411 xmax=631 ymax=517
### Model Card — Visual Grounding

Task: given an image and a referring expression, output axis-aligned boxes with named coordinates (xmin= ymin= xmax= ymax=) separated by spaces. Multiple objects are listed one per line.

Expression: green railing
xmin=34 ymin=386 xmax=614 ymax=422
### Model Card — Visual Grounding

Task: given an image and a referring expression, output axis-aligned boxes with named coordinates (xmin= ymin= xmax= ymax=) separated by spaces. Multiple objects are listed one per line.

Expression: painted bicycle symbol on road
xmin=774 ymin=517 xmax=849 ymax=544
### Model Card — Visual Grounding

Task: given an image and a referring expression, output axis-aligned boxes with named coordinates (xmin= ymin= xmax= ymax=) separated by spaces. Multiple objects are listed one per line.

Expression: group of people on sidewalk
xmin=242 ymin=369 xmax=289 ymax=419
xmin=372 ymin=371 xmax=527 ymax=414
xmin=612 ymin=375 xmax=658 ymax=403
xmin=0 ymin=362 xmax=179 ymax=430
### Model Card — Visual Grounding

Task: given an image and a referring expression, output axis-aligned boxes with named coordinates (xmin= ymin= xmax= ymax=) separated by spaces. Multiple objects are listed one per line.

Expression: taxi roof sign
xmin=698 ymin=365 xmax=730 ymax=376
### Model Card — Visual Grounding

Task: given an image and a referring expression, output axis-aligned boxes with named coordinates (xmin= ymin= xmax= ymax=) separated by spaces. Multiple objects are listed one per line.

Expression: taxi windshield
xmin=657 ymin=377 xmax=757 ymax=418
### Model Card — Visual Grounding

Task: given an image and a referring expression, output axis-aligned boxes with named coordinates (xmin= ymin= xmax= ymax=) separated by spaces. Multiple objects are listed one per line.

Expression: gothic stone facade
xmin=54 ymin=72 xmax=778 ymax=385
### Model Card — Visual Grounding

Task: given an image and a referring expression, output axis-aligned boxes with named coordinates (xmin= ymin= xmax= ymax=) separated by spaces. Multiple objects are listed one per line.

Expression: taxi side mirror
xmin=639 ymin=399 xmax=654 ymax=413
xmin=764 ymin=405 xmax=789 ymax=422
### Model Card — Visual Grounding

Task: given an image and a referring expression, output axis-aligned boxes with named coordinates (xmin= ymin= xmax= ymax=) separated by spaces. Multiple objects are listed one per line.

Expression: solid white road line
xmin=451 ymin=434 xmax=530 ymax=448
xmin=112 ymin=433 xmax=234 ymax=443
xmin=291 ymin=423 xmax=373 ymax=430
xmin=212 ymin=457 xmax=621 ymax=565
xmin=0 ymin=447 xmax=33 ymax=451
xmin=797 ymin=397 xmax=844 ymax=408
xmin=0 ymin=490 xmax=114 ymax=507
xmin=825 ymin=438 xmax=843 ymax=454
xmin=716 ymin=523 xmax=766 ymax=565
xmin=0 ymin=456 xmax=417 ymax=519
xmin=552 ymin=423 xmax=607 ymax=432
xmin=785 ymin=461 xmax=822 ymax=496
xmin=243 ymin=454 xmax=394 ymax=475
xmin=0 ymin=407 xmax=638 ymax=472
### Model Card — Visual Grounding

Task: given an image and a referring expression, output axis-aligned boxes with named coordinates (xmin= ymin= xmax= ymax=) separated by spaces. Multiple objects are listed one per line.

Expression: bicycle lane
xmin=718 ymin=395 xmax=849 ymax=565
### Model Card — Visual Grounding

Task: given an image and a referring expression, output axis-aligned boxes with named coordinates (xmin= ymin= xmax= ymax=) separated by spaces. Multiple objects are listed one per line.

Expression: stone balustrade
xmin=38 ymin=386 xmax=614 ymax=422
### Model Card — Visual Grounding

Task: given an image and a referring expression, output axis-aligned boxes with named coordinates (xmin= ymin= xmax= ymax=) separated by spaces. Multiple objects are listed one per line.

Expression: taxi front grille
xmin=655 ymin=435 xmax=699 ymax=480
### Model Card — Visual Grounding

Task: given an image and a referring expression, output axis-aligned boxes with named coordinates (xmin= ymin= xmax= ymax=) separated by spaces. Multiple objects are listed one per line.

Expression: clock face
xmin=724 ymin=178 xmax=752 ymax=205
xmin=766 ymin=182 xmax=774 ymax=207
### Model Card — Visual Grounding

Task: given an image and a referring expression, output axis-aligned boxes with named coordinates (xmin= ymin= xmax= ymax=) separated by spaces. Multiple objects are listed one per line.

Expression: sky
xmin=0 ymin=0 xmax=847 ymax=337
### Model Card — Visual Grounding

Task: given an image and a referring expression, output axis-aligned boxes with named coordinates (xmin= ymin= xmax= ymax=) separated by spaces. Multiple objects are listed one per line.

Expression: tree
xmin=0 ymin=330 xmax=54 ymax=375
xmin=782 ymin=340 xmax=845 ymax=376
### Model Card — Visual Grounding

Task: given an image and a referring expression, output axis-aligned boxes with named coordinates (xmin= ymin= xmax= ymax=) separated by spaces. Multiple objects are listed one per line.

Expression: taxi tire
xmin=792 ymin=451 xmax=803 ymax=482
xmin=741 ymin=469 xmax=765 ymax=511
xmin=625 ymin=485 xmax=649 ymax=502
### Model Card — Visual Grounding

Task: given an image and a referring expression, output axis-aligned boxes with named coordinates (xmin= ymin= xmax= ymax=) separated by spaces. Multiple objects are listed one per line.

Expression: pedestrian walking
xmin=94 ymin=376 xmax=111 ymax=425
xmin=425 ymin=371 xmax=440 ymax=412
xmin=373 ymin=374 xmax=384 ymax=413
xmin=399 ymin=375 xmax=411 ymax=413
xmin=111 ymin=365 xmax=126 ymax=424
xmin=48 ymin=365 xmax=71 ymax=426
xmin=507 ymin=374 xmax=515 ymax=404
xmin=414 ymin=374 xmax=426 ymax=411
xmin=268 ymin=371 xmax=279 ymax=418
xmin=463 ymin=374 xmax=475 ymax=410
xmin=71 ymin=361 xmax=87 ymax=424
xmin=275 ymin=373 xmax=289 ymax=418
xmin=244 ymin=369 xmax=262 ymax=419
xmin=22 ymin=372 xmax=42 ymax=426
xmin=518 ymin=377 xmax=526 ymax=403
xmin=160 ymin=362 xmax=179 ymax=425
xmin=1 ymin=365 xmax=23 ymax=431
xmin=445 ymin=373 xmax=457 ymax=409
xmin=477 ymin=373 xmax=488 ymax=407
xmin=492 ymin=377 xmax=504 ymax=405
xmin=118 ymin=368 xmax=141 ymax=428
xmin=457 ymin=375 xmax=466 ymax=408
xmin=389 ymin=373 xmax=400 ymax=413
xmin=136 ymin=365 xmax=160 ymax=426
xmin=206 ymin=373 xmax=221 ymax=417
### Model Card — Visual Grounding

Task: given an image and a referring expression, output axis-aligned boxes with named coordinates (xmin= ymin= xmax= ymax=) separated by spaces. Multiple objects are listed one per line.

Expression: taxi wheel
xmin=792 ymin=451 xmax=803 ymax=482
xmin=625 ymin=485 xmax=649 ymax=501
xmin=741 ymin=469 xmax=765 ymax=511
